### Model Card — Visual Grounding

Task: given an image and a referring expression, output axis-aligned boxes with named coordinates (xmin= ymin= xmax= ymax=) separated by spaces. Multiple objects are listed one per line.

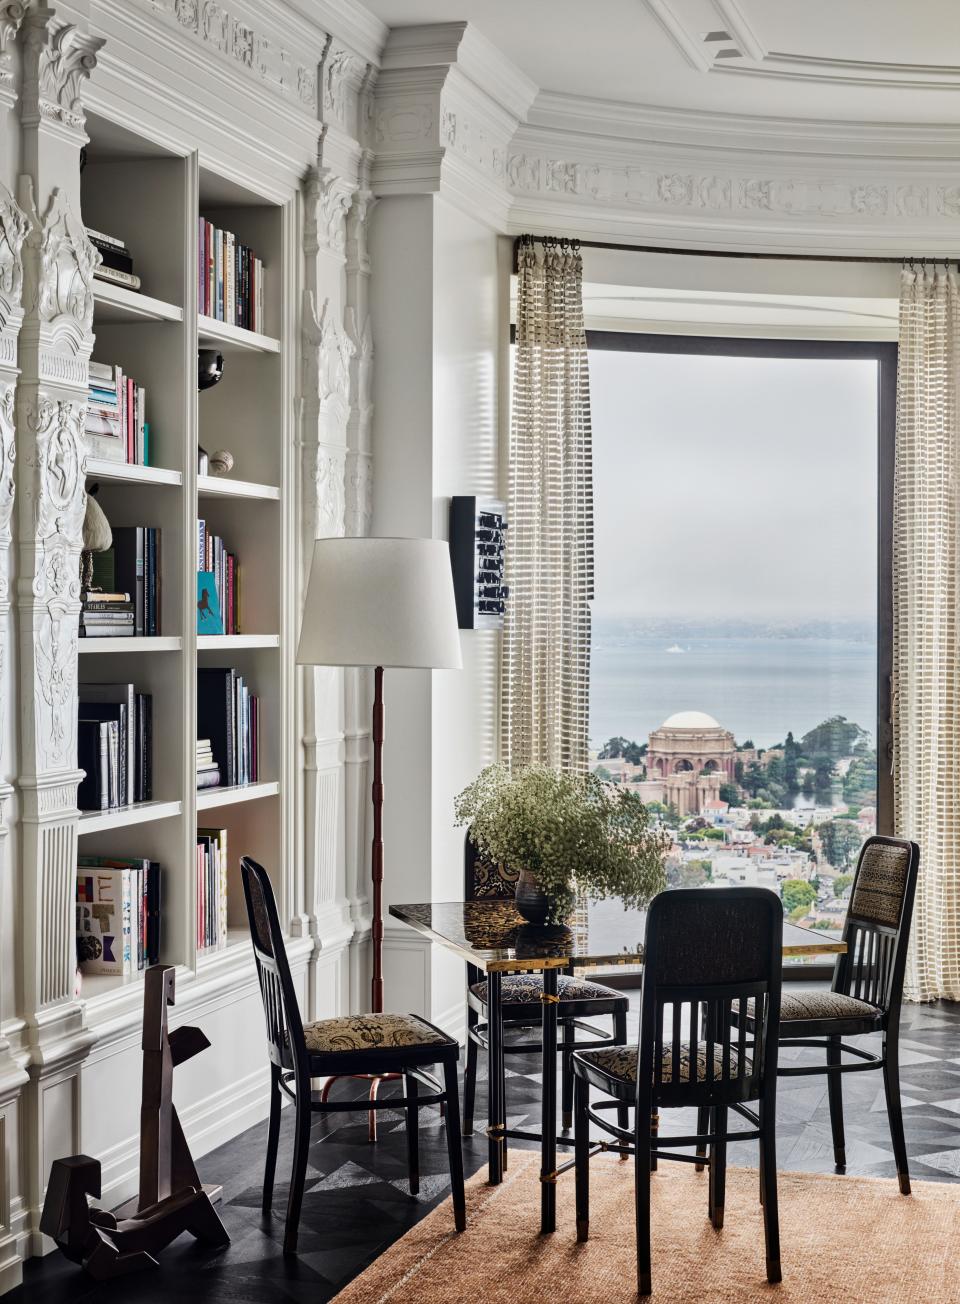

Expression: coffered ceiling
xmin=364 ymin=0 xmax=960 ymax=122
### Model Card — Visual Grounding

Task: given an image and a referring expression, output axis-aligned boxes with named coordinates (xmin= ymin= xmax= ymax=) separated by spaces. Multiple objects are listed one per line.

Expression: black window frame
xmin=585 ymin=333 xmax=895 ymax=983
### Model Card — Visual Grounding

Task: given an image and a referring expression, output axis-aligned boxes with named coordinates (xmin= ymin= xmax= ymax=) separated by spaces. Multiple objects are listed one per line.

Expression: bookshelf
xmin=73 ymin=114 xmax=293 ymax=1002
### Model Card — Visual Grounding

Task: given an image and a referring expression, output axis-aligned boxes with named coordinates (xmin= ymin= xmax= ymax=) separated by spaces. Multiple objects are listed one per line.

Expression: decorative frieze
xmin=0 ymin=1 xmax=26 ymax=103
xmin=506 ymin=148 xmax=960 ymax=228
xmin=145 ymin=0 xmax=320 ymax=111
xmin=321 ymin=41 xmax=368 ymax=134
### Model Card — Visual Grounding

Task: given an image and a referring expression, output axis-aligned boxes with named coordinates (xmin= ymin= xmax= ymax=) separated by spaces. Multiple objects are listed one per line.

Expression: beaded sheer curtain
xmin=894 ymin=266 xmax=960 ymax=1001
xmin=501 ymin=236 xmax=594 ymax=773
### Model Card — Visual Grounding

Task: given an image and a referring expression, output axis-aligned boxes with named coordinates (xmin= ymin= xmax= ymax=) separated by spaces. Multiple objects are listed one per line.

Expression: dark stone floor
xmin=17 ymin=996 xmax=960 ymax=1303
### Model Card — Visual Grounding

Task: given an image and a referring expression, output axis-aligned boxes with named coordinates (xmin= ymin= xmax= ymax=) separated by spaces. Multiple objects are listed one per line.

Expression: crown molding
xmin=528 ymin=90 xmax=960 ymax=161
xmin=285 ymin=0 xmax=387 ymax=68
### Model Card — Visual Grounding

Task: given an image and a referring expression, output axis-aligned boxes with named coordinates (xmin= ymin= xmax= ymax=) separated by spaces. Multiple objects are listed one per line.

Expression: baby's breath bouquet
xmin=454 ymin=764 xmax=669 ymax=924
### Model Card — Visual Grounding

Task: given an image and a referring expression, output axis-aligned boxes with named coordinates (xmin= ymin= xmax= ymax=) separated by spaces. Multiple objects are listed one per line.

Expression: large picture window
xmin=587 ymin=335 xmax=895 ymax=944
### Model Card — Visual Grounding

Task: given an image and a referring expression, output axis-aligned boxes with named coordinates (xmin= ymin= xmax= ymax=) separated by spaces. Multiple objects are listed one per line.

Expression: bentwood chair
xmin=240 ymin=857 xmax=466 ymax=1254
xmin=723 ymin=835 xmax=920 ymax=1194
xmin=461 ymin=833 xmax=629 ymax=1140
xmin=573 ymin=888 xmax=784 ymax=1296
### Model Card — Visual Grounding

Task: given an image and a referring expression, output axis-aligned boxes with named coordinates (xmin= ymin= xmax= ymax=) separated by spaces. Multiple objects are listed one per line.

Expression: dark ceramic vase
xmin=515 ymin=867 xmax=553 ymax=926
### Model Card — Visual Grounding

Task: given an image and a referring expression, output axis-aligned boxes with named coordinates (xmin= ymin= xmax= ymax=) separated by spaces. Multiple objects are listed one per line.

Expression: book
xmin=79 ymin=684 xmax=135 ymax=807
xmin=77 ymin=719 xmax=109 ymax=810
xmin=197 ymin=667 xmax=238 ymax=787
xmin=76 ymin=866 xmax=133 ymax=975
xmin=111 ymin=530 xmax=146 ymax=635
xmin=85 ymin=433 xmax=125 ymax=464
xmin=85 ymin=226 xmax=126 ymax=251
xmin=93 ymin=265 xmax=142 ymax=291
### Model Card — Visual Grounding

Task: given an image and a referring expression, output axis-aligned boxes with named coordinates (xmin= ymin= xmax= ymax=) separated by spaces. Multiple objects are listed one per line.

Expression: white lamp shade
xmin=296 ymin=537 xmax=463 ymax=670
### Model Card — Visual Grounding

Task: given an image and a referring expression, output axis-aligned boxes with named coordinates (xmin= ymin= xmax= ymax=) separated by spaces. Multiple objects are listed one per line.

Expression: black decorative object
xmin=197 ymin=348 xmax=224 ymax=391
xmin=449 ymin=496 xmax=508 ymax=630
xmin=39 ymin=965 xmax=229 ymax=1279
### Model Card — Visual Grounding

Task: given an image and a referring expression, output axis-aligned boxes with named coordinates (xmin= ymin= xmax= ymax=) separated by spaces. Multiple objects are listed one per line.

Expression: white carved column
xmin=0 ymin=5 xmax=33 ymax=1288
xmin=296 ymin=156 xmax=356 ymax=1019
xmin=15 ymin=3 xmax=102 ymax=1248
xmin=342 ymin=141 xmax=375 ymax=1009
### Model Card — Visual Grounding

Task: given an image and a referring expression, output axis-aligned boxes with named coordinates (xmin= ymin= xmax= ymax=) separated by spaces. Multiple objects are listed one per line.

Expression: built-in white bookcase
xmin=75 ymin=113 xmax=292 ymax=1003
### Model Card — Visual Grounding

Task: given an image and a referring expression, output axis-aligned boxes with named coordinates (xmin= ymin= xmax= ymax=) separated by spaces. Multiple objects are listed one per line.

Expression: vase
xmin=515 ymin=867 xmax=553 ymax=926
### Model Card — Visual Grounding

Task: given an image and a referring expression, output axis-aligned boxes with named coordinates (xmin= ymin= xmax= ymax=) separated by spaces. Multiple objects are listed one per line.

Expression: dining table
xmin=389 ymin=896 xmax=847 ymax=1234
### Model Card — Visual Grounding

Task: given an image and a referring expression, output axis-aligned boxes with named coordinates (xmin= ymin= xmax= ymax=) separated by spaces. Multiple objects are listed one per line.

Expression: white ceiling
xmin=364 ymin=0 xmax=960 ymax=122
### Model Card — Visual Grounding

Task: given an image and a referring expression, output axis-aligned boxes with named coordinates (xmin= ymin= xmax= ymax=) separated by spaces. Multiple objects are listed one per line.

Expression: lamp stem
xmin=371 ymin=665 xmax=385 ymax=1014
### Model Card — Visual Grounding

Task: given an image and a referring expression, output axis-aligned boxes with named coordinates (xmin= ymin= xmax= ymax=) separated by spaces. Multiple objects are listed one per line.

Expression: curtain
xmin=501 ymin=236 xmax=594 ymax=773
xmin=894 ymin=265 xmax=960 ymax=1001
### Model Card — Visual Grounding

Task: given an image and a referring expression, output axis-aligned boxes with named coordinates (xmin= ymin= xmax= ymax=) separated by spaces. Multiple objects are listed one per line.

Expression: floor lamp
xmin=297 ymin=537 xmax=462 ymax=1131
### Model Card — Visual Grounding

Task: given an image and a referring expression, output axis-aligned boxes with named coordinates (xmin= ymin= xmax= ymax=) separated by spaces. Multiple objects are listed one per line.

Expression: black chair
xmin=726 ymin=835 xmax=920 ymax=1194
xmin=461 ymin=833 xmax=629 ymax=1139
xmin=573 ymin=887 xmax=783 ymax=1297
xmin=240 ymin=857 xmax=466 ymax=1253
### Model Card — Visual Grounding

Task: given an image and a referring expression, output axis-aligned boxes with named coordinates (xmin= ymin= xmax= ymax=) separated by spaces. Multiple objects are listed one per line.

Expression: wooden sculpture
xmin=40 ymin=965 xmax=229 ymax=1278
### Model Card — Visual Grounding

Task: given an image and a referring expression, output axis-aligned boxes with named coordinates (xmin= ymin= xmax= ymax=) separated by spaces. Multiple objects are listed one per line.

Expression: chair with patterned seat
xmin=721 ymin=834 xmax=920 ymax=1194
xmin=240 ymin=857 xmax=466 ymax=1254
xmin=572 ymin=887 xmax=784 ymax=1297
xmin=461 ymin=833 xmax=630 ymax=1141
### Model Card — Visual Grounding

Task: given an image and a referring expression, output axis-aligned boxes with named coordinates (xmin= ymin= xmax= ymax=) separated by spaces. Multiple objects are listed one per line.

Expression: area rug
xmin=332 ymin=1154 xmax=960 ymax=1302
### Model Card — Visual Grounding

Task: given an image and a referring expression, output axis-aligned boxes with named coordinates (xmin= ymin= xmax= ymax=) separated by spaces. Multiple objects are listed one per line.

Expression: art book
xmin=197 ymin=571 xmax=223 ymax=635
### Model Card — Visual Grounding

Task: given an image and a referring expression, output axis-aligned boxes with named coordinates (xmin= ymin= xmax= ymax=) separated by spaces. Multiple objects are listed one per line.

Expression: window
xmin=587 ymin=336 xmax=894 ymax=944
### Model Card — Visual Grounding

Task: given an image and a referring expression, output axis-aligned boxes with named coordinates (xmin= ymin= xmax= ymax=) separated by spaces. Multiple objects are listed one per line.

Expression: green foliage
xmin=781 ymin=878 xmax=816 ymax=915
xmin=813 ymin=755 xmax=835 ymax=791
xmin=667 ymin=858 xmax=711 ymax=888
xmin=843 ymin=751 xmax=877 ymax=805
xmin=739 ymin=740 xmax=755 ymax=750
xmin=454 ymin=765 xmax=669 ymax=924
xmin=833 ymin=873 xmax=854 ymax=896
xmin=819 ymin=819 xmax=862 ymax=870
xmin=718 ymin=782 xmax=739 ymax=805
xmin=801 ymin=716 xmax=869 ymax=761
xmin=593 ymin=765 xmax=613 ymax=782
xmin=597 ymin=736 xmax=647 ymax=765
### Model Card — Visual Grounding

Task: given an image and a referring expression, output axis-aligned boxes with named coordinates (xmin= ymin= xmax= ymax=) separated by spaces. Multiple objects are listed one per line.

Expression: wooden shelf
xmin=78 ymin=800 xmax=182 ymax=835
xmin=197 ymin=474 xmax=279 ymax=501
xmin=94 ymin=279 xmax=182 ymax=324
xmin=78 ymin=636 xmax=182 ymax=654
xmin=196 ymin=634 xmax=279 ymax=650
xmin=196 ymin=781 xmax=279 ymax=811
xmin=85 ymin=459 xmax=182 ymax=487
xmin=197 ymin=314 xmax=279 ymax=354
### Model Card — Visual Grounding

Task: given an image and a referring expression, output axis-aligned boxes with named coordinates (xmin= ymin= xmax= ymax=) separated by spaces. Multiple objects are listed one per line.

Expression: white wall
xmin=371 ymin=194 xmax=502 ymax=1035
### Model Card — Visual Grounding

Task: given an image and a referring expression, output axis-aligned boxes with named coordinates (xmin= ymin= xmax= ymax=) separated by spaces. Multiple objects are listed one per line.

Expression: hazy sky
xmin=588 ymin=349 xmax=878 ymax=623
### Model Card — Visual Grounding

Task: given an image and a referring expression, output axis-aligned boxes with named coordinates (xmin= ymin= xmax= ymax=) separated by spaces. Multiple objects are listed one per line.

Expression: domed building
xmin=645 ymin=711 xmax=737 ymax=817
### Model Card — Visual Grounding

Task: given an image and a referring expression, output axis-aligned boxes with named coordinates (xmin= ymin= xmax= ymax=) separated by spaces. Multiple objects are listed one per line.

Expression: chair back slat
xmin=635 ymin=890 xmax=782 ymax=1109
xmin=834 ymin=836 xmax=919 ymax=1017
xmin=240 ymin=857 xmax=308 ymax=1074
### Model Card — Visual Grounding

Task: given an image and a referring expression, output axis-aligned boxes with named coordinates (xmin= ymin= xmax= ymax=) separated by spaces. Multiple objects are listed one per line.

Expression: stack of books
xmin=87 ymin=226 xmax=142 ymax=292
xmin=197 ymin=827 xmax=228 ymax=952
xmin=80 ymin=590 xmax=134 ymax=638
xmin=197 ymin=218 xmax=264 ymax=331
xmin=196 ymin=739 xmax=220 ymax=790
xmin=90 ymin=528 xmax=161 ymax=636
xmin=86 ymin=360 xmax=149 ymax=466
xmin=197 ymin=519 xmax=240 ymax=634
xmin=76 ymin=857 xmax=161 ymax=978
xmin=196 ymin=666 xmax=260 ymax=790
xmin=77 ymin=682 xmax=153 ymax=812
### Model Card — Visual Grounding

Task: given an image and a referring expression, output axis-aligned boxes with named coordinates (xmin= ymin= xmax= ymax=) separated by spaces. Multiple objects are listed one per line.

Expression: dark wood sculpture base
xmin=40 ymin=965 xmax=230 ymax=1279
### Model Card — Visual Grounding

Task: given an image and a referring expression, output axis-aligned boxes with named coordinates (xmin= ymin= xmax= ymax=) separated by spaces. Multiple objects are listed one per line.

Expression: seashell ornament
xmin=209 ymin=449 xmax=234 ymax=476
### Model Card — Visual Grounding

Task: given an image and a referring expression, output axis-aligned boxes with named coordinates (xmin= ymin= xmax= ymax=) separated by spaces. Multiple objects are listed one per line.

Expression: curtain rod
xmin=513 ymin=234 xmax=923 ymax=268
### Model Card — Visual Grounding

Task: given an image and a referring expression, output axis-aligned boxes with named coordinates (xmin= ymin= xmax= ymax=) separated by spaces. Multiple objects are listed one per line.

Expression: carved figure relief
xmin=25 ymin=395 xmax=86 ymax=547
xmin=0 ymin=383 xmax=15 ymax=546
xmin=30 ymin=188 xmax=98 ymax=336
xmin=0 ymin=183 xmax=30 ymax=333
xmin=35 ymin=614 xmax=77 ymax=767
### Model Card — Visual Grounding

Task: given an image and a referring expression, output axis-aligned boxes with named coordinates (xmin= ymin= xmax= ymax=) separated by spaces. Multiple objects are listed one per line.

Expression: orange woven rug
xmin=332 ymin=1154 xmax=960 ymax=1302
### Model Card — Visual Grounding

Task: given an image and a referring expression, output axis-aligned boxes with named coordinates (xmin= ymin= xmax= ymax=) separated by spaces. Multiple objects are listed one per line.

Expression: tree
xmin=782 ymin=879 xmax=816 ymax=916
xmin=819 ymin=819 xmax=861 ymax=870
xmin=598 ymin=736 xmax=646 ymax=765
xmin=718 ymin=782 xmax=739 ymax=806
xmin=783 ymin=731 xmax=799 ymax=793
xmin=800 ymin=716 xmax=869 ymax=762
xmin=739 ymin=739 xmax=755 ymax=750
xmin=814 ymin=755 xmax=835 ymax=791
xmin=667 ymin=858 xmax=711 ymax=888
xmin=593 ymin=765 xmax=613 ymax=782
xmin=801 ymin=770 xmax=815 ymax=797
xmin=833 ymin=873 xmax=854 ymax=896
xmin=843 ymin=751 xmax=877 ymax=805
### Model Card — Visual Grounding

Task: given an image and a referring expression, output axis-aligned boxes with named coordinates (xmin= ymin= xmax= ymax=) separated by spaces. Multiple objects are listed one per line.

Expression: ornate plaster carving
xmin=305 ymin=167 xmax=354 ymax=258
xmin=21 ymin=9 xmax=104 ymax=135
xmin=24 ymin=395 xmax=86 ymax=550
xmin=322 ymin=42 xmax=367 ymax=128
xmin=146 ymin=0 xmax=319 ymax=110
xmin=311 ymin=447 xmax=346 ymax=540
xmin=0 ymin=186 xmax=30 ymax=329
xmin=0 ymin=384 xmax=15 ymax=554
xmin=345 ymin=309 xmax=373 ymax=539
xmin=34 ymin=612 xmax=76 ymax=768
xmin=303 ymin=292 xmax=354 ymax=425
xmin=506 ymin=150 xmax=960 ymax=225
xmin=21 ymin=183 xmax=98 ymax=358
xmin=0 ymin=1 xmax=26 ymax=98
